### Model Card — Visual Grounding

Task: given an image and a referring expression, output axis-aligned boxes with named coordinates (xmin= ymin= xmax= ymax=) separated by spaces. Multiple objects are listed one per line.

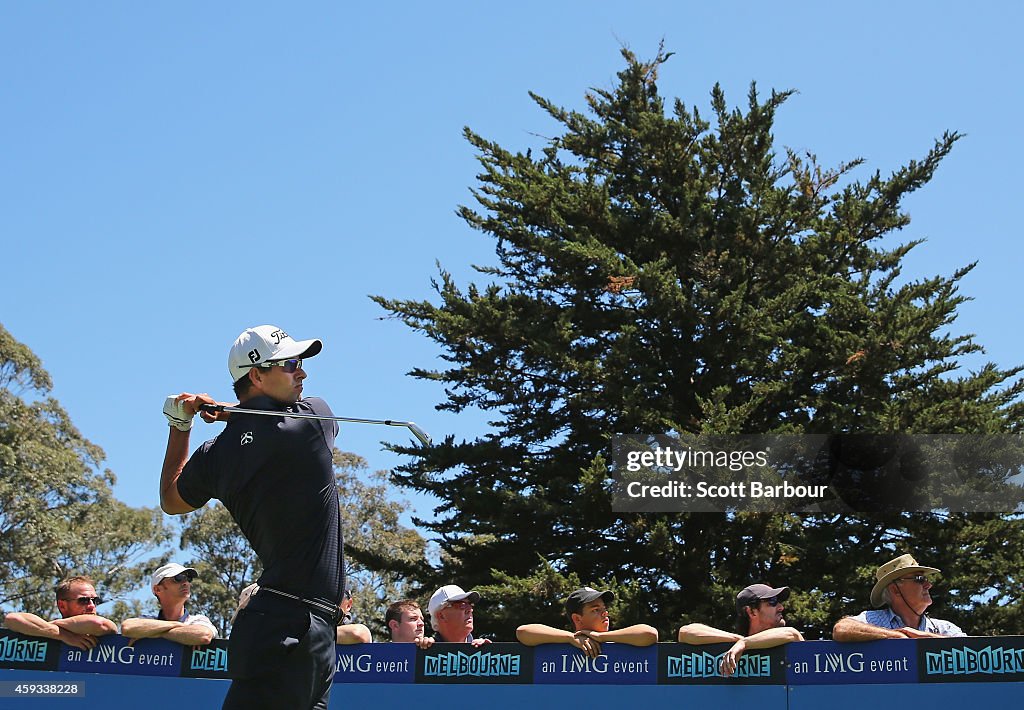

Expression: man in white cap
xmin=428 ymin=584 xmax=490 ymax=646
xmin=516 ymin=586 xmax=658 ymax=659
xmin=158 ymin=325 xmax=345 ymax=709
xmin=121 ymin=563 xmax=216 ymax=646
xmin=833 ymin=553 xmax=965 ymax=640
xmin=678 ymin=583 xmax=804 ymax=677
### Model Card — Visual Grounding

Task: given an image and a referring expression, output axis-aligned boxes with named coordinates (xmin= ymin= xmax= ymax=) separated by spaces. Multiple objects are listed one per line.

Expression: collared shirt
xmin=177 ymin=395 xmax=344 ymax=605
xmin=853 ymin=607 xmax=965 ymax=637
xmin=434 ymin=631 xmax=474 ymax=643
xmin=147 ymin=609 xmax=218 ymax=637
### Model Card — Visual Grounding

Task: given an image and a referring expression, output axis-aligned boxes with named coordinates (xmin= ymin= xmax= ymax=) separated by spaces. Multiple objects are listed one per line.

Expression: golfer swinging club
xmin=159 ymin=325 xmax=344 ymax=710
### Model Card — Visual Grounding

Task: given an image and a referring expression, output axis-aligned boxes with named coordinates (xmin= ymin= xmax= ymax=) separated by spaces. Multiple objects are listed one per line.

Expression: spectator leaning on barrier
xmin=516 ymin=586 xmax=658 ymax=659
xmin=428 ymin=585 xmax=491 ymax=646
xmin=335 ymin=591 xmax=371 ymax=644
xmin=386 ymin=599 xmax=434 ymax=649
xmin=678 ymin=583 xmax=804 ymax=677
xmin=2 ymin=575 xmax=118 ymax=651
xmin=833 ymin=554 xmax=965 ymax=641
xmin=121 ymin=563 xmax=217 ymax=646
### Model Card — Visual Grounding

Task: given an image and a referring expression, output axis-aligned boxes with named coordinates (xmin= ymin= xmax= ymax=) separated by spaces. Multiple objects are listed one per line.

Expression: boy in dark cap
xmin=516 ymin=586 xmax=658 ymax=658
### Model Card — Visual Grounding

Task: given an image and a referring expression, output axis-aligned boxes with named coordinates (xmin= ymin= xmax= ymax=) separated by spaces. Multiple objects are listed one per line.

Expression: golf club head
xmin=406 ymin=423 xmax=432 ymax=446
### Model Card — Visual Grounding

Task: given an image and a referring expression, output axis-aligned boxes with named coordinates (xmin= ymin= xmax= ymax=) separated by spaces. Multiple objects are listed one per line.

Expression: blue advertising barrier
xmin=3 ymin=631 xmax=1024 ymax=708
xmin=786 ymin=639 xmax=917 ymax=685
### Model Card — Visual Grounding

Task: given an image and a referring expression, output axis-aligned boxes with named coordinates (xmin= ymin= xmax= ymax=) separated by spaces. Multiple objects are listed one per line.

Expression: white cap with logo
xmin=428 ymin=584 xmax=481 ymax=617
xmin=227 ymin=325 xmax=323 ymax=383
xmin=151 ymin=563 xmax=197 ymax=590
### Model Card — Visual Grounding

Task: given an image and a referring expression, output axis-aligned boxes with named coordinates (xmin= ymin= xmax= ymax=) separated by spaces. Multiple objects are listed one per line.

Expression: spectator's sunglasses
xmin=898 ymin=575 xmax=929 ymax=585
xmin=66 ymin=596 xmax=102 ymax=605
xmin=258 ymin=359 xmax=302 ymax=373
xmin=758 ymin=597 xmax=781 ymax=607
xmin=444 ymin=601 xmax=474 ymax=611
xmin=170 ymin=571 xmax=197 ymax=583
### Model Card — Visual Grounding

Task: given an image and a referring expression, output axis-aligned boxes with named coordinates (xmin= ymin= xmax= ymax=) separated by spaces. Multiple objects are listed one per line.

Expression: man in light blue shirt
xmin=833 ymin=554 xmax=965 ymax=641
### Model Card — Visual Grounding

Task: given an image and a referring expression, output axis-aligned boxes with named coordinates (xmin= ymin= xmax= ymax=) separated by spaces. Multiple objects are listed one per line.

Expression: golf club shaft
xmin=199 ymin=404 xmax=432 ymax=445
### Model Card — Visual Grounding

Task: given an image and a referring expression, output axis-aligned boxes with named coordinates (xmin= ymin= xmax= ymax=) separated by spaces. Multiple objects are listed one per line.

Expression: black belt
xmin=255 ymin=586 xmax=342 ymax=624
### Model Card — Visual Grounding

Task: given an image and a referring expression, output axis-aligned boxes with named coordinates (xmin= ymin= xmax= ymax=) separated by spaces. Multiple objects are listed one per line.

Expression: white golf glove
xmin=163 ymin=395 xmax=194 ymax=431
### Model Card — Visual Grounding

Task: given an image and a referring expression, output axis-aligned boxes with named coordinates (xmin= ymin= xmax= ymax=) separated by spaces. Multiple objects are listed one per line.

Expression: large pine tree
xmin=374 ymin=49 xmax=1023 ymax=640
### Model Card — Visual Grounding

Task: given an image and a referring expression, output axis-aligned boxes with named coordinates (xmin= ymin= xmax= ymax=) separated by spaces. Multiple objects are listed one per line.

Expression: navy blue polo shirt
xmin=177 ymin=395 xmax=344 ymax=605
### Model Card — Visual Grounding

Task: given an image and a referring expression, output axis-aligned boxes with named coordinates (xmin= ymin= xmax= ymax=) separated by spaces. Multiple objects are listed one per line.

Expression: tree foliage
xmin=374 ymin=48 xmax=1024 ymax=641
xmin=0 ymin=323 xmax=170 ymax=618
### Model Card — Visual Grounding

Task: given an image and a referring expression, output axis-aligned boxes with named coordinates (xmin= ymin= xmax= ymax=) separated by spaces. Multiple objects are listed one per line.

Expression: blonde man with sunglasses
xmin=678 ymin=584 xmax=804 ymax=677
xmin=122 ymin=563 xmax=217 ymax=646
xmin=2 ymin=575 xmax=117 ymax=651
xmin=833 ymin=554 xmax=965 ymax=641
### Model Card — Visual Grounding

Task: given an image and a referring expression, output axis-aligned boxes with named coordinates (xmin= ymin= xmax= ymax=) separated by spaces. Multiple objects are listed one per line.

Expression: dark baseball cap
xmin=735 ymin=584 xmax=790 ymax=610
xmin=565 ymin=587 xmax=615 ymax=615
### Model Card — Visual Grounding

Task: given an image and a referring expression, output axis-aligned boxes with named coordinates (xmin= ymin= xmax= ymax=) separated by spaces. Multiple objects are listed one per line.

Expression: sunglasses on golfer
xmin=758 ymin=597 xmax=781 ymax=607
xmin=259 ymin=359 xmax=302 ymax=374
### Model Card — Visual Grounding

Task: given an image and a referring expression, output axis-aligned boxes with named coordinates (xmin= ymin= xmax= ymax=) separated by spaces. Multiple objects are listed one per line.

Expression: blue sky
xmin=2 ymin=2 xmax=1021 ymax=531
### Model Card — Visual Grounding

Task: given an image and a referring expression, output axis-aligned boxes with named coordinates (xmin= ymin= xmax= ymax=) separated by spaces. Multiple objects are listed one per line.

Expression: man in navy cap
xmin=678 ymin=583 xmax=804 ymax=676
xmin=516 ymin=586 xmax=658 ymax=658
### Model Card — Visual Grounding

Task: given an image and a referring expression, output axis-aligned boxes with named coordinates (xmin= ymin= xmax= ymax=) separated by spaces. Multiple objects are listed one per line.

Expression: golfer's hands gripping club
xmin=163 ymin=393 xmax=228 ymax=431
xmin=163 ymin=395 xmax=194 ymax=431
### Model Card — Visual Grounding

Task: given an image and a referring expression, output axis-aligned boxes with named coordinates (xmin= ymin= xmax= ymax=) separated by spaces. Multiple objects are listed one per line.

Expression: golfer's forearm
xmin=160 ymin=428 xmax=193 ymax=514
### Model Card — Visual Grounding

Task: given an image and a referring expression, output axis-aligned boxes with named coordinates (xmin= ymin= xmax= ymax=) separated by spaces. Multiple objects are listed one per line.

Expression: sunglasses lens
xmin=259 ymin=359 xmax=301 ymax=373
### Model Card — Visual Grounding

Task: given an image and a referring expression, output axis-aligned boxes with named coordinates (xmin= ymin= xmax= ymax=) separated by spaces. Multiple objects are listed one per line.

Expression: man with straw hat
xmin=833 ymin=554 xmax=965 ymax=641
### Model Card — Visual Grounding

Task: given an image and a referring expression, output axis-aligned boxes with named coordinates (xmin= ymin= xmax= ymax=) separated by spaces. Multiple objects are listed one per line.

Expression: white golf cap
xmin=228 ymin=325 xmax=323 ymax=383
xmin=151 ymin=563 xmax=197 ymax=589
xmin=428 ymin=584 xmax=481 ymax=617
